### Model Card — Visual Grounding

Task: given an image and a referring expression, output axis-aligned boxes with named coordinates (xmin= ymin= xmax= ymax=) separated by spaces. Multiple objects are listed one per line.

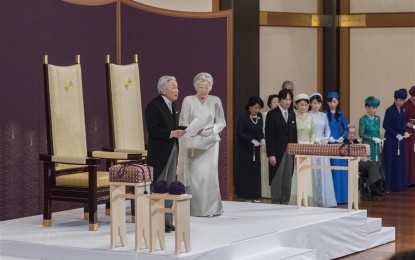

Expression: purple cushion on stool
xmin=153 ymin=180 xmax=169 ymax=193
xmin=169 ymin=181 xmax=186 ymax=195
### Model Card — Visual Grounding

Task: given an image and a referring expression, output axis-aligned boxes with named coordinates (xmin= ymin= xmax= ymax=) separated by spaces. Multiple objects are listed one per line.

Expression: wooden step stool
xmin=147 ymin=193 xmax=192 ymax=255
xmin=110 ymin=182 xmax=150 ymax=251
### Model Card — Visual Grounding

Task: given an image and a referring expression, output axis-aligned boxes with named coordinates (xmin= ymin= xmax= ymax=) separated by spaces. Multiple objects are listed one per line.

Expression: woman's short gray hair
xmin=157 ymin=76 xmax=176 ymax=93
xmin=193 ymin=72 xmax=213 ymax=91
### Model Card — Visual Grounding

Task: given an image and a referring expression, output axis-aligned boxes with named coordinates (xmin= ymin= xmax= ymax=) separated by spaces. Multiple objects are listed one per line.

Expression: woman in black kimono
xmin=235 ymin=96 xmax=265 ymax=202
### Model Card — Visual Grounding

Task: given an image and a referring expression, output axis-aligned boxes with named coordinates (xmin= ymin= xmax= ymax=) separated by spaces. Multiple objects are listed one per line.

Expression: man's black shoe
xmin=371 ymin=189 xmax=384 ymax=197
xmin=378 ymin=188 xmax=387 ymax=195
xmin=165 ymin=224 xmax=175 ymax=231
xmin=165 ymin=225 xmax=172 ymax=233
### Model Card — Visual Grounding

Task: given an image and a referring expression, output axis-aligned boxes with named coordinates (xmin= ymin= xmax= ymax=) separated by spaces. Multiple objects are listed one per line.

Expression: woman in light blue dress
xmin=308 ymin=93 xmax=337 ymax=207
xmin=324 ymin=92 xmax=349 ymax=204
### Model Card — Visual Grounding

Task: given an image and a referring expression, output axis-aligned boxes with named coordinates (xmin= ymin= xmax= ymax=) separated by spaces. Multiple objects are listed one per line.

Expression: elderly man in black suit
xmin=265 ymin=88 xmax=297 ymax=204
xmin=145 ymin=75 xmax=186 ymax=232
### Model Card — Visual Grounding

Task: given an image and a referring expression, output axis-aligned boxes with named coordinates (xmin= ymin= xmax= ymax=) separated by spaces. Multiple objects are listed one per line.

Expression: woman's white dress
xmin=309 ymin=111 xmax=337 ymax=207
xmin=289 ymin=113 xmax=317 ymax=206
xmin=177 ymin=95 xmax=226 ymax=216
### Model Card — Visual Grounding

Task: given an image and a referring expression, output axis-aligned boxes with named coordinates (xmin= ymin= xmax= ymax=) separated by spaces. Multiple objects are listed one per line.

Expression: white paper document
xmin=183 ymin=114 xmax=213 ymax=137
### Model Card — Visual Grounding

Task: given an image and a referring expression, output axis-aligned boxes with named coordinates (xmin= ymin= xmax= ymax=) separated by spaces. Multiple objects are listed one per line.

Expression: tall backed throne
xmin=40 ymin=55 xmax=141 ymax=231
xmin=105 ymin=54 xmax=147 ymax=161
xmin=105 ymin=54 xmax=147 ymax=221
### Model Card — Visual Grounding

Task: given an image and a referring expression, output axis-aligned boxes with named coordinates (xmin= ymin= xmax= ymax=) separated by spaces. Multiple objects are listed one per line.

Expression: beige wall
xmin=351 ymin=0 xmax=415 ymax=13
xmin=133 ymin=0 xmax=212 ymax=12
xmin=349 ymin=28 xmax=415 ymax=136
xmin=259 ymin=0 xmax=318 ymax=110
xmin=260 ymin=27 xmax=318 ymax=108
xmin=260 ymin=0 xmax=317 ymax=13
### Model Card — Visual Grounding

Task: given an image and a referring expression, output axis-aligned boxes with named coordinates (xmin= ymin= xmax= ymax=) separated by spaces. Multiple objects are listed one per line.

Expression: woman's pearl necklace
xmin=250 ymin=115 xmax=259 ymax=124
xmin=296 ymin=112 xmax=307 ymax=119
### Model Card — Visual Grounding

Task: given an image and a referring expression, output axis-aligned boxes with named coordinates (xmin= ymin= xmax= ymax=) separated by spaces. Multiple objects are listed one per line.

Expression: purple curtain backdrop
xmin=0 ymin=0 xmax=229 ymax=221
xmin=0 ymin=0 xmax=116 ymax=221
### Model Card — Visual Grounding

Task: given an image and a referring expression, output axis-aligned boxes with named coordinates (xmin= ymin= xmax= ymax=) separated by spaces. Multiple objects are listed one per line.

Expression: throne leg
xmin=88 ymin=199 xmax=98 ymax=231
xmin=84 ymin=203 xmax=89 ymax=220
xmin=43 ymin=164 xmax=52 ymax=227
xmin=105 ymin=201 xmax=111 ymax=216
xmin=43 ymin=199 xmax=52 ymax=227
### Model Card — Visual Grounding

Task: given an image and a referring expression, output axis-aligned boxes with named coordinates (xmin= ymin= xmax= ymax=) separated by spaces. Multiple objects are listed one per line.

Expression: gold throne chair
xmin=105 ymin=54 xmax=148 ymax=222
xmin=105 ymin=54 xmax=147 ymax=161
xmin=40 ymin=55 xmax=139 ymax=231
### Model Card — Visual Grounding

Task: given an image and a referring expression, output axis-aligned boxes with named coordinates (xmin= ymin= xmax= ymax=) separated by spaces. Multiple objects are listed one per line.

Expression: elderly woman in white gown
xmin=177 ymin=72 xmax=226 ymax=217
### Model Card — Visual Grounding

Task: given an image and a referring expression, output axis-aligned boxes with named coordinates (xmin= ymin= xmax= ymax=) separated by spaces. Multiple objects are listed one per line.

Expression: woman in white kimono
xmin=177 ymin=72 xmax=226 ymax=217
xmin=308 ymin=93 xmax=337 ymax=207
xmin=289 ymin=93 xmax=317 ymax=206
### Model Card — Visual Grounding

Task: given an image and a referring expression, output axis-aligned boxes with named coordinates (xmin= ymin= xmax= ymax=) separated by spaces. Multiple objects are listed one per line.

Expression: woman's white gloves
xmin=251 ymin=140 xmax=260 ymax=146
xmin=200 ymin=129 xmax=213 ymax=137
xmin=372 ymin=137 xmax=382 ymax=144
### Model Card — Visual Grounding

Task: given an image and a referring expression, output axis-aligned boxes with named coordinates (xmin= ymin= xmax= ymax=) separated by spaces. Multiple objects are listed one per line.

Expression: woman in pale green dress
xmin=289 ymin=93 xmax=317 ymax=206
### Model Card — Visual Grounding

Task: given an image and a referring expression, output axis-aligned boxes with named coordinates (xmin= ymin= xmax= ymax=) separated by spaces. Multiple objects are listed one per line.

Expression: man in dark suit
xmin=265 ymin=88 xmax=297 ymax=204
xmin=145 ymin=75 xmax=186 ymax=232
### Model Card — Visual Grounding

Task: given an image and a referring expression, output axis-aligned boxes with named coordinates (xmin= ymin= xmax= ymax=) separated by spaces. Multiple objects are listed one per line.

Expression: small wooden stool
xmin=147 ymin=193 xmax=192 ymax=255
xmin=110 ymin=182 xmax=150 ymax=251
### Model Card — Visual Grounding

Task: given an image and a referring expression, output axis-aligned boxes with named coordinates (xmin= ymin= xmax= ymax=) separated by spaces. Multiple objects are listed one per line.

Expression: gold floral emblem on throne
xmin=64 ymin=80 xmax=74 ymax=93
xmin=124 ymin=78 xmax=133 ymax=90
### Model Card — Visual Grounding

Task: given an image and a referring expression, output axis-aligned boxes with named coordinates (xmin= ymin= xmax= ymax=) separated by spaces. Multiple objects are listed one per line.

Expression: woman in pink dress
xmin=403 ymin=85 xmax=415 ymax=186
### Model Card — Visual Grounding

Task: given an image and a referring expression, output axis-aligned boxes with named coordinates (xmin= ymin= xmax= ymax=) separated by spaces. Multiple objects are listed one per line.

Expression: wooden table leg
xmin=135 ymin=186 xmax=150 ymax=251
xmin=110 ymin=184 xmax=126 ymax=249
xmin=296 ymin=157 xmax=308 ymax=208
xmin=174 ymin=198 xmax=191 ymax=255
xmin=348 ymin=159 xmax=359 ymax=211
xmin=149 ymin=198 xmax=166 ymax=253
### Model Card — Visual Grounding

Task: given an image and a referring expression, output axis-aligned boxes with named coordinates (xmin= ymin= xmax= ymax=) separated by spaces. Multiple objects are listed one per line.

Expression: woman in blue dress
xmin=324 ymin=92 xmax=349 ymax=203
xmin=383 ymin=89 xmax=409 ymax=192
xmin=308 ymin=93 xmax=337 ymax=207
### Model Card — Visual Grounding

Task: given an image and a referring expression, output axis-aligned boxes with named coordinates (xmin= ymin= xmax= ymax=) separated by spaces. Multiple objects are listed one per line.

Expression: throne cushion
xmin=287 ymin=143 xmax=370 ymax=157
xmin=56 ymin=171 xmax=109 ymax=187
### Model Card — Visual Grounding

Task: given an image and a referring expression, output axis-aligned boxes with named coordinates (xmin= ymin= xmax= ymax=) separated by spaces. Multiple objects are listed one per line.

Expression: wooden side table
xmin=110 ymin=182 xmax=150 ymax=251
xmin=147 ymin=193 xmax=192 ymax=255
xmin=295 ymin=155 xmax=360 ymax=211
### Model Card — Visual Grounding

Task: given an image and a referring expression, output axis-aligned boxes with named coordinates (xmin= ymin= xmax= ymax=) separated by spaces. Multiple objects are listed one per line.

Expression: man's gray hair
xmin=282 ymin=80 xmax=294 ymax=90
xmin=193 ymin=72 xmax=213 ymax=90
xmin=157 ymin=76 xmax=176 ymax=93
xmin=348 ymin=124 xmax=356 ymax=130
